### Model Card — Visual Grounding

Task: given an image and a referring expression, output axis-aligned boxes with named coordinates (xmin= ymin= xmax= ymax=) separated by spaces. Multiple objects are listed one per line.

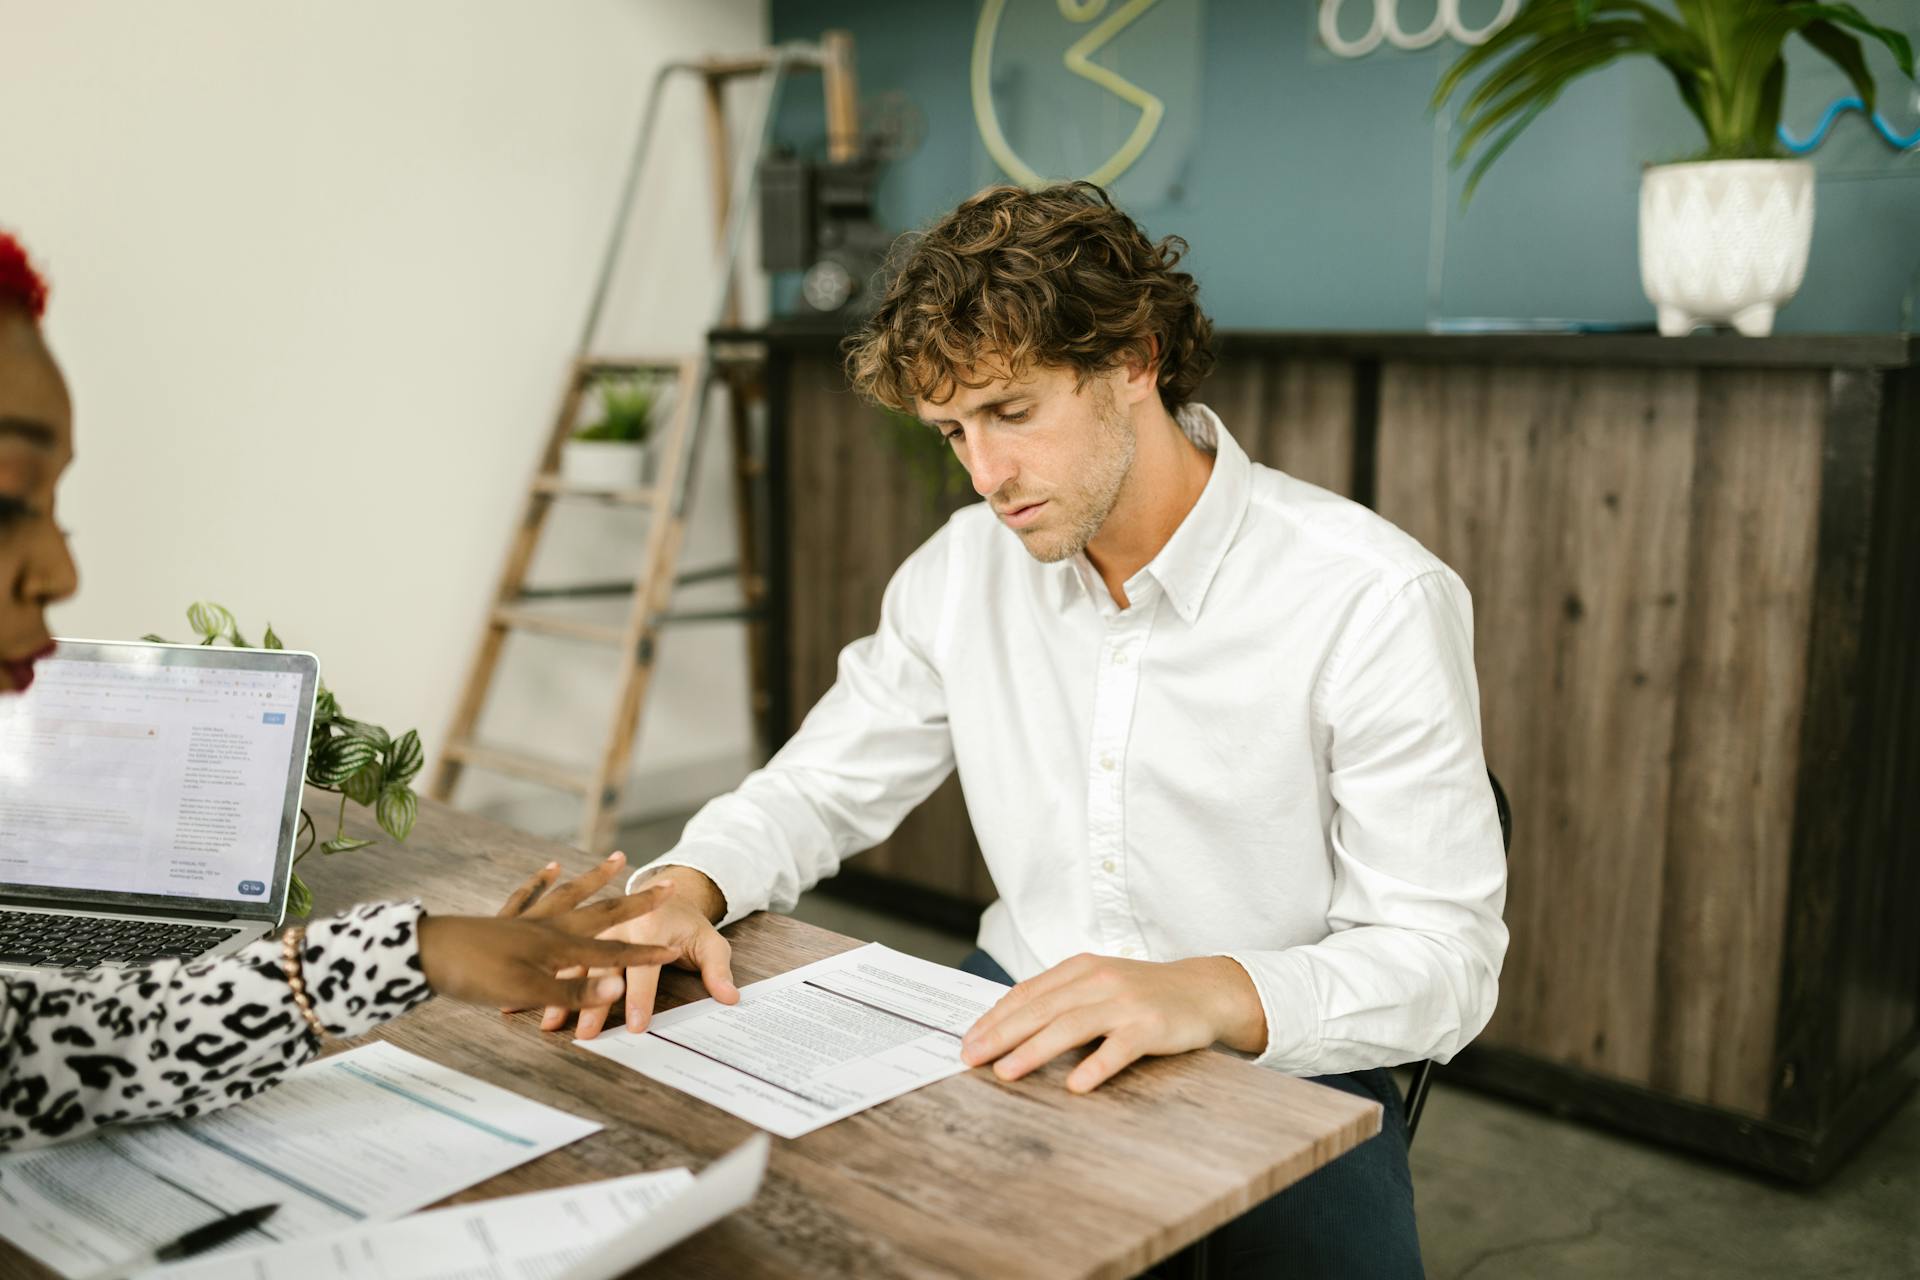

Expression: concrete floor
xmin=618 ymin=815 xmax=1920 ymax=1278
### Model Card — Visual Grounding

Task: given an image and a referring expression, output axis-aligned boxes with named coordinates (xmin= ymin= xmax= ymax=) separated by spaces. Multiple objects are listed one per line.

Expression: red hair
xmin=0 ymin=232 xmax=49 ymax=321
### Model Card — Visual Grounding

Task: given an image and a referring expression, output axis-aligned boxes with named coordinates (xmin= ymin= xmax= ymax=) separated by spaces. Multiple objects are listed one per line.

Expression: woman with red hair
xmin=0 ymin=231 xmax=679 ymax=1151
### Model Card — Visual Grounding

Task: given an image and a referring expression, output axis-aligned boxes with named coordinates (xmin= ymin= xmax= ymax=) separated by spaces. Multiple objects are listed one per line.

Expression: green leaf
xmin=1787 ymin=4 xmax=1914 ymax=79
xmin=340 ymin=759 xmax=386 ymax=807
xmin=310 ymin=734 xmax=380 ymax=786
xmin=339 ymin=718 xmax=391 ymax=752
xmin=313 ymin=688 xmax=339 ymax=727
xmin=263 ymin=624 xmax=284 ymax=651
xmin=1452 ymin=33 xmax=1635 ymax=170
xmin=1656 ymin=51 xmax=1712 ymax=138
xmin=321 ymin=835 xmax=376 ymax=854
xmin=186 ymin=602 xmax=236 ymax=642
xmin=1752 ymin=57 xmax=1787 ymax=153
xmin=140 ymin=633 xmax=171 ymax=644
xmin=1798 ymin=21 xmax=1874 ymax=115
xmin=386 ymin=729 xmax=424 ymax=786
xmin=1457 ymin=21 xmax=1648 ymax=127
xmin=376 ymin=784 xmax=419 ymax=843
xmin=1464 ymin=96 xmax=1557 ymax=204
xmin=287 ymin=872 xmax=313 ymax=918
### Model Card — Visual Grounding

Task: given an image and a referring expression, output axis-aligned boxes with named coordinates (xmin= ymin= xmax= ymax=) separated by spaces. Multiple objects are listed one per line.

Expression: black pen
xmin=159 ymin=1203 xmax=281 ymax=1261
xmin=85 ymin=1204 xmax=281 ymax=1278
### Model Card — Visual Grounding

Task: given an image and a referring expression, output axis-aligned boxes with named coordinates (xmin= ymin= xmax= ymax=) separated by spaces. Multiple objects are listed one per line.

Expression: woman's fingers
xmin=553 ymin=878 xmax=675 ymax=936
xmin=572 ymin=969 xmax=623 ymax=1040
xmin=524 ymin=852 xmax=627 ymax=919
xmin=535 ymin=969 xmax=633 ymax=1012
xmin=563 ymin=937 xmax=680 ymax=969
xmin=541 ymin=966 xmax=589 ymax=1031
xmin=496 ymin=861 xmax=561 ymax=918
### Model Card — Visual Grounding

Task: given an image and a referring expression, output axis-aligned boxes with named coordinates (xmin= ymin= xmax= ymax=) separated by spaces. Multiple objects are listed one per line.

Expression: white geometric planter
xmin=1639 ymin=159 xmax=1814 ymax=337
xmin=559 ymin=439 xmax=648 ymax=489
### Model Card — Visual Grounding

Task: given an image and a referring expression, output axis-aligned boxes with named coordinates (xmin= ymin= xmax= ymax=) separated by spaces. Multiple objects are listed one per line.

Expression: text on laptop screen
xmin=0 ymin=657 xmax=305 ymax=902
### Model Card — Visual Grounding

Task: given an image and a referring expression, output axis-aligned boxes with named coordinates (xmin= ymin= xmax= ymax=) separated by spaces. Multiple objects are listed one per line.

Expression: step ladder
xmin=430 ymin=36 xmax=857 ymax=853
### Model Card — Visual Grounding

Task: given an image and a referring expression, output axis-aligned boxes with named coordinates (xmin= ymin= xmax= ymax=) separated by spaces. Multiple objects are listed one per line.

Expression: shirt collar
xmin=1056 ymin=403 xmax=1252 ymax=623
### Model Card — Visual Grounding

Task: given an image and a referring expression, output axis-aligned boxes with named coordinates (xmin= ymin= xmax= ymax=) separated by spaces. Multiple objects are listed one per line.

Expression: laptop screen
xmin=0 ymin=640 xmax=319 ymax=920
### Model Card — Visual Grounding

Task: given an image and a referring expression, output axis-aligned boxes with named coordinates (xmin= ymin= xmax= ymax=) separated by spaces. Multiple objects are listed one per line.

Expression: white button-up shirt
xmin=634 ymin=405 xmax=1508 ymax=1075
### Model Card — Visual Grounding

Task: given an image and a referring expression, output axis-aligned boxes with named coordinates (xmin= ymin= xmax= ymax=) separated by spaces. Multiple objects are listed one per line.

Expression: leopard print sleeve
xmin=0 ymin=899 xmax=434 ymax=1152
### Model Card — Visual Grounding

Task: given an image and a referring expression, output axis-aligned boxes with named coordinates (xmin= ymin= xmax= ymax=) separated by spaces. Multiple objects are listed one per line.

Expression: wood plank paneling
xmin=765 ymin=332 xmax=1920 ymax=1178
xmin=1203 ymin=357 xmax=1357 ymax=496
xmin=1652 ymin=370 xmax=1824 ymax=1115
xmin=1771 ymin=366 xmax=1920 ymax=1132
xmin=1838 ymin=366 xmax=1920 ymax=1096
xmin=1377 ymin=363 xmax=1701 ymax=1090
xmin=784 ymin=355 xmax=980 ymax=901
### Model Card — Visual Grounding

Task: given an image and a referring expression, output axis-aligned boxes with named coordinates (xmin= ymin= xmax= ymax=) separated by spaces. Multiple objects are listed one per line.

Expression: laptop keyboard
xmin=0 ymin=910 xmax=244 ymax=969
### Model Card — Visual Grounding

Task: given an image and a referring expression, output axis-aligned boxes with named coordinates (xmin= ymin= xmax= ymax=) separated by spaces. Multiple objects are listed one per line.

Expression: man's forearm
xmin=634 ymin=865 xmax=727 ymax=925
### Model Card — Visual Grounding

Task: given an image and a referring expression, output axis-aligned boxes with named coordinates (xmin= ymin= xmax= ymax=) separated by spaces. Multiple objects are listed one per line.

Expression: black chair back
xmin=1402 ymin=769 xmax=1512 ymax=1145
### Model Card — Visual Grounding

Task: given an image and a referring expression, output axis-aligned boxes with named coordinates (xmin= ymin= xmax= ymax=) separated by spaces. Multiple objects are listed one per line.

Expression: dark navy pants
xmin=960 ymin=950 xmax=1423 ymax=1279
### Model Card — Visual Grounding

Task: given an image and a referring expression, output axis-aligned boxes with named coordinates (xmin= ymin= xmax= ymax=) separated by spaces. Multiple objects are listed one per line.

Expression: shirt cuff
xmin=301 ymin=899 xmax=434 ymax=1039
xmin=624 ymin=845 xmax=762 ymax=929
xmin=1216 ymin=948 xmax=1322 ymax=1072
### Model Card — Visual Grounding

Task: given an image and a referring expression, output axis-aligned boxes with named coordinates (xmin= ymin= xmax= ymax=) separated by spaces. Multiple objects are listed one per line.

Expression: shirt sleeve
xmin=0 ymin=899 xmax=434 ymax=1152
xmin=1221 ymin=568 xmax=1510 ymax=1075
xmin=627 ymin=523 xmax=960 ymax=926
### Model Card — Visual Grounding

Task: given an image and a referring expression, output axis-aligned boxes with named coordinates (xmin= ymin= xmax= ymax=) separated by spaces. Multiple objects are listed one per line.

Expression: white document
xmin=0 ymin=1042 xmax=602 ymax=1278
xmin=151 ymin=1167 xmax=696 ymax=1280
xmin=154 ymin=1136 xmax=767 ymax=1280
xmin=576 ymin=942 xmax=1008 ymax=1138
xmin=561 ymin=1134 xmax=768 ymax=1280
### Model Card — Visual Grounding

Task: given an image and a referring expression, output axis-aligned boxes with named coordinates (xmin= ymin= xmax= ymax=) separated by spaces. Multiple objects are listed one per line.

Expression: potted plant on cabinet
xmin=1433 ymin=1 xmax=1914 ymax=335
xmin=561 ymin=373 xmax=660 ymax=489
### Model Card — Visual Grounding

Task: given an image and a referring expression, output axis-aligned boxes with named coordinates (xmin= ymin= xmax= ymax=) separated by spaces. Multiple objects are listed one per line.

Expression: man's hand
xmin=540 ymin=865 xmax=740 ymax=1040
xmin=959 ymin=953 xmax=1267 ymax=1094
xmin=415 ymin=855 xmax=679 ymax=1011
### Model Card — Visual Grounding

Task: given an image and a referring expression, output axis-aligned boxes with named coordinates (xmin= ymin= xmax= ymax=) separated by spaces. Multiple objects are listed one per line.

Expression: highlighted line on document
xmin=575 ymin=943 xmax=1010 ymax=1138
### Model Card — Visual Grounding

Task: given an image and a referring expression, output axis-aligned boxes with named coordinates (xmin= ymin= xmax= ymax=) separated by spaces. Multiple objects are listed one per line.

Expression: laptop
xmin=0 ymin=639 xmax=320 ymax=974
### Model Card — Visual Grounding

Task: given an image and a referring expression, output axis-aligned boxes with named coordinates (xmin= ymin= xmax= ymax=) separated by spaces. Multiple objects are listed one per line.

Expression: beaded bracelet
xmin=279 ymin=925 xmax=328 ymax=1041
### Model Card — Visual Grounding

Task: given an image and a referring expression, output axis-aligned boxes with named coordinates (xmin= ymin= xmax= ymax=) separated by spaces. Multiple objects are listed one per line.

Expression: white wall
xmin=1 ymin=0 xmax=772 ymax=837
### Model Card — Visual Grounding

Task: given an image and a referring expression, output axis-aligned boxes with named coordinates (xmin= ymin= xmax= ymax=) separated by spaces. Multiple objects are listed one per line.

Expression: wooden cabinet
xmin=739 ymin=326 xmax=1920 ymax=1181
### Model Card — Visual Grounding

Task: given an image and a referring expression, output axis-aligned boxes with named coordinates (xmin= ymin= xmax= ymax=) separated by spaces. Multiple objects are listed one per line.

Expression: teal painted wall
xmin=770 ymin=0 xmax=1920 ymax=333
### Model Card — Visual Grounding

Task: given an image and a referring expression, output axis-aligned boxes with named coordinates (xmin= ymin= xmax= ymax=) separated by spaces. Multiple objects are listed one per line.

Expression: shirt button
xmin=1100 ymin=755 xmax=1116 ymax=771
xmin=1102 ymin=859 xmax=1116 ymax=874
xmin=1112 ymin=650 xmax=1129 ymax=665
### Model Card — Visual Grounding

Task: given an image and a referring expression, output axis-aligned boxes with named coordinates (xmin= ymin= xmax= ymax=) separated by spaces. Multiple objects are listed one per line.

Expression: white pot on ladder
xmin=1639 ymin=159 xmax=1815 ymax=337
xmin=560 ymin=438 xmax=649 ymax=489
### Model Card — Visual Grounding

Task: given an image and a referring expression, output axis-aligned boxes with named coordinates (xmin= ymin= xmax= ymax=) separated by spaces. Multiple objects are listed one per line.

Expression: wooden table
xmin=5 ymin=798 xmax=1379 ymax=1279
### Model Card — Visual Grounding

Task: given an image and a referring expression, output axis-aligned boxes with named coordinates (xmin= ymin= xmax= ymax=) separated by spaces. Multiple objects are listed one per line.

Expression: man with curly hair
xmin=560 ymin=183 xmax=1507 ymax=1275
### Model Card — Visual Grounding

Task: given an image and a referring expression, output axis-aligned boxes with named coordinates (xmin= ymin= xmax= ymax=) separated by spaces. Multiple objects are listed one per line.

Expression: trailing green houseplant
xmin=144 ymin=602 xmax=422 ymax=917
xmin=1433 ymin=0 xmax=1914 ymax=198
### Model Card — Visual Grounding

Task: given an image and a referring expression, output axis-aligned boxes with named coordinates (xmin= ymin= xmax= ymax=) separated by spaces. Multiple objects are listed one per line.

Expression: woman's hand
xmin=416 ymin=853 xmax=679 ymax=1011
